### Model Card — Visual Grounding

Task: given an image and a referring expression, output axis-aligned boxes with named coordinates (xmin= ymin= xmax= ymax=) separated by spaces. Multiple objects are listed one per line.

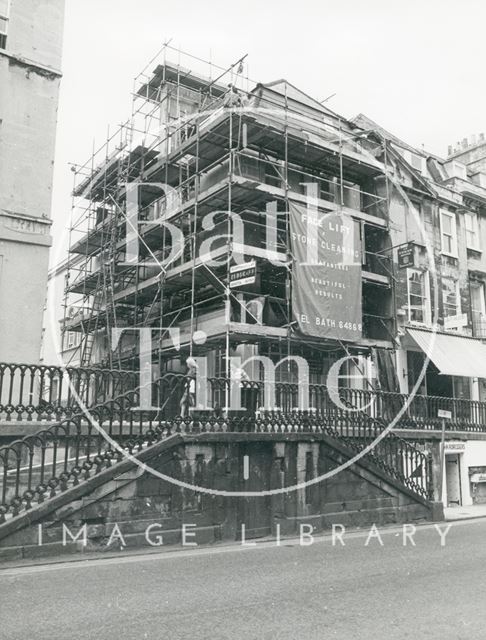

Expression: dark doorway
xmin=445 ymin=454 xmax=462 ymax=506
xmin=426 ymin=362 xmax=453 ymax=398
xmin=237 ymin=444 xmax=272 ymax=540
xmin=407 ymin=351 xmax=453 ymax=398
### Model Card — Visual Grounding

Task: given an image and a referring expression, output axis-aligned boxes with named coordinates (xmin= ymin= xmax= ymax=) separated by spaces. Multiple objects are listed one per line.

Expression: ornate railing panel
xmin=0 ymin=374 xmax=433 ymax=524
xmin=2 ymin=361 xmax=485 ymax=431
xmin=0 ymin=363 xmax=138 ymax=423
xmin=208 ymin=378 xmax=486 ymax=432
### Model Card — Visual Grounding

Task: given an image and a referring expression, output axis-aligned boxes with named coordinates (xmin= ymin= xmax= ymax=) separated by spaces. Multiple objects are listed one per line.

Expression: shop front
xmin=439 ymin=440 xmax=486 ymax=508
xmin=396 ymin=328 xmax=486 ymax=423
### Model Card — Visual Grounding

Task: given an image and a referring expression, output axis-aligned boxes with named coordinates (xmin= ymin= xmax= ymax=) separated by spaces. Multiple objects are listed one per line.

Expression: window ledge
xmin=0 ymin=48 xmax=62 ymax=78
xmin=407 ymin=321 xmax=432 ymax=329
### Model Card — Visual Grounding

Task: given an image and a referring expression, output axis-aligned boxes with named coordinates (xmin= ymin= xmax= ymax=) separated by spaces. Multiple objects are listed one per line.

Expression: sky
xmin=50 ymin=0 xmax=486 ymax=260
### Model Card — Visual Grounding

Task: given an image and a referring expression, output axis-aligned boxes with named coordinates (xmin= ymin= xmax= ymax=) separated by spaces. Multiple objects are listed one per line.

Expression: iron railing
xmin=329 ymin=396 xmax=431 ymax=499
xmin=209 ymin=378 xmax=486 ymax=432
xmin=0 ymin=373 xmax=190 ymax=522
xmin=335 ymin=387 xmax=486 ymax=432
xmin=2 ymin=363 xmax=486 ymax=432
xmin=0 ymin=374 xmax=434 ymax=524
xmin=0 ymin=363 xmax=138 ymax=423
xmin=2 ymin=361 xmax=484 ymax=523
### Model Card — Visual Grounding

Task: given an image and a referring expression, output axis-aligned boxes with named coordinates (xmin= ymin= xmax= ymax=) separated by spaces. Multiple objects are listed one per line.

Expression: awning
xmin=407 ymin=328 xmax=486 ymax=379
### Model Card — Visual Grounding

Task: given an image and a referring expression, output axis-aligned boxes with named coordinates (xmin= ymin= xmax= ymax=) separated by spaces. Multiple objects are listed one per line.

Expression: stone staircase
xmin=0 ymin=378 xmax=442 ymax=560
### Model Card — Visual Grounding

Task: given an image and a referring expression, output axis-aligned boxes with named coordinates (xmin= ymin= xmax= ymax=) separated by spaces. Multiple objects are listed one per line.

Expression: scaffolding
xmin=62 ymin=44 xmax=394 ymax=396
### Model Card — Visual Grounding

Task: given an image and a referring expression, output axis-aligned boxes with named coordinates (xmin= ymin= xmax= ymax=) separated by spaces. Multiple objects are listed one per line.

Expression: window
xmin=0 ymin=0 xmax=9 ymax=49
xmin=470 ymin=280 xmax=486 ymax=338
xmin=410 ymin=152 xmax=423 ymax=172
xmin=64 ymin=331 xmax=79 ymax=350
xmin=407 ymin=268 xmax=431 ymax=325
xmin=442 ymin=277 xmax=460 ymax=318
xmin=440 ymin=210 xmax=458 ymax=257
xmin=465 ymin=212 xmax=480 ymax=251
xmin=452 ymin=162 xmax=467 ymax=180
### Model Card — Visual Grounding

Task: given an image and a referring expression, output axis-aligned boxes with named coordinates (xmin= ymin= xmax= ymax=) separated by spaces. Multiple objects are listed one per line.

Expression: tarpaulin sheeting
xmin=289 ymin=201 xmax=362 ymax=341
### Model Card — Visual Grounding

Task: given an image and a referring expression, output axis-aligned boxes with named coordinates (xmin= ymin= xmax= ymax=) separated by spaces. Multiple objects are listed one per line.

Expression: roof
xmin=251 ymin=79 xmax=347 ymax=125
xmin=137 ymin=62 xmax=227 ymax=101
xmin=352 ymin=114 xmax=425 ymax=156
xmin=353 ymin=114 xmax=438 ymax=195
xmin=259 ymin=79 xmax=337 ymax=116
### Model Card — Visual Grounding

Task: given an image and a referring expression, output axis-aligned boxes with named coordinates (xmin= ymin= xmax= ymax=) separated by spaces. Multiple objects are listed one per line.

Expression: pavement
xmin=444 ymin=503 xmax=486 ymax=520
xmin=1 ymin=518 xmax=486 ymax=639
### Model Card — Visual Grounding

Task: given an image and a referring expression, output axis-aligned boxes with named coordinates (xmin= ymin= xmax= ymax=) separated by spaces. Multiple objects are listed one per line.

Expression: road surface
xmin=1 ymin=519 xmax=486 ymax=639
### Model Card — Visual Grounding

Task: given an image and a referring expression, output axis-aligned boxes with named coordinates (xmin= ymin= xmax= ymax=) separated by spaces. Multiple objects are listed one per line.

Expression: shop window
xmin=465 ymin=212 xmax=480 ymax=251
xmin=407 ymin=268 xmax=431 ymax=325
xmin=440 ymin=210 xmax=458 ymax=257
xmin=469 ymin=466 xmax=486 ymax=504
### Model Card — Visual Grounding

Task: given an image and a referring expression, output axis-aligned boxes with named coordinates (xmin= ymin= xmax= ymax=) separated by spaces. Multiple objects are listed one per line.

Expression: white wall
xmin=441 ymin=439 xmax=486 ymax=507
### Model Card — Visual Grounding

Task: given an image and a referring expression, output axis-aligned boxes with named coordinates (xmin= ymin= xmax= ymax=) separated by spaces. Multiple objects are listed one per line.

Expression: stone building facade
xmin=0 ymin=0 xmax=64 ymax=362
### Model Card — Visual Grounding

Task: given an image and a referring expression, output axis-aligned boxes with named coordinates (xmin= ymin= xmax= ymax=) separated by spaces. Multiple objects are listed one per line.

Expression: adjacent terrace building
xmin=352 ymin=115 xmax=486 ymax=408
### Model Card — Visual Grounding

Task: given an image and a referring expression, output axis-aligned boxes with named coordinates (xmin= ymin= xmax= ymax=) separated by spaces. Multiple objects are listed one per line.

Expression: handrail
xmin=0 ymin=372 xmax=190 ymax=522
xmin=200 ymin=377 xmax=432 ymax=497
xmin=336 ymin=387 xmax=486 ymax=432
xmin=0 ymin=373 xmax=437 ymax=524
xmin=208 ymin=378 xmax=486 ymax=432
xmin=0 ymin=363 xmax=138 ymax=423
xmin=333 ymin=395 xmax=432 ymax=499
xmin=3 ymin=362 xmax=482 ymax=431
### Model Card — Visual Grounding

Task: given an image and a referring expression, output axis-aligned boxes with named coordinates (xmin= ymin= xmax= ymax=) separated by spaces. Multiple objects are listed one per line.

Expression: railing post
xmin=427 ymin=452 xmax=434 ymax=501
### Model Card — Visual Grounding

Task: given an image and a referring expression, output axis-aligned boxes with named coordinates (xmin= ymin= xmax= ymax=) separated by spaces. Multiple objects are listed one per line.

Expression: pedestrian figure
xmin=180 ymin=356 xmax=198 ymax=417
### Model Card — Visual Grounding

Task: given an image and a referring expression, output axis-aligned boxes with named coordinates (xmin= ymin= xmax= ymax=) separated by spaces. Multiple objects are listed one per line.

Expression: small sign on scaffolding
xmin=229 ymin=260 xmax=256 ymax=288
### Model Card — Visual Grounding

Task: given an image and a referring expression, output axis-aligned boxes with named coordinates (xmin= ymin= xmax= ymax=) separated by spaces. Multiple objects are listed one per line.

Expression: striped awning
xmin=407 ymin=328 xmax=486 ymax=379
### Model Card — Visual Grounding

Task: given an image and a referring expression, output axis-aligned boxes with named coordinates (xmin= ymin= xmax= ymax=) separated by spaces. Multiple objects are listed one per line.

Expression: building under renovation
xmin=61 ymin=45 xmax=486 ymax=416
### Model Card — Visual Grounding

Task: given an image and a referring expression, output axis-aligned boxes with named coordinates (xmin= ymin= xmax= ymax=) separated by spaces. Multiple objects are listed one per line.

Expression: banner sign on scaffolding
xmin=289 ymin=201 xmax=362 ymax=341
